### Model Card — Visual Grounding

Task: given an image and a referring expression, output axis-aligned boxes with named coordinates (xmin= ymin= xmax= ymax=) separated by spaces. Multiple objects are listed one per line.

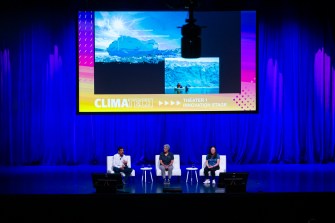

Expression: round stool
xmin=140 ymin=167 xmax=153 ymax=183
xmin=186 ymin=167 xmax=198 ymax=183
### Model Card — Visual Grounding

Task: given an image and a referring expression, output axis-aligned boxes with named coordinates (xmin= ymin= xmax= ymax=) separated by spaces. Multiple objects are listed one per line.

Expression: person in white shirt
xmin=113 ymin=146 xmax=133 ymax=184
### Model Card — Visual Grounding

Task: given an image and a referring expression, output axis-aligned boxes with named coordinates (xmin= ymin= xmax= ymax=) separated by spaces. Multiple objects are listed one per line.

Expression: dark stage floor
xmin=1 ymin=164 xmax=335 ymax=194
xmin=0 ymin=164 xmax=334 ymax=222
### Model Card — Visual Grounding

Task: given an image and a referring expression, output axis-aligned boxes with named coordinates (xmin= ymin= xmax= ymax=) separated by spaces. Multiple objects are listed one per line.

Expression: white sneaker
xmin=203 ymin=179 xmax=210 ymax=184
xmin=212 ymin=179 xmax=216 ymax=184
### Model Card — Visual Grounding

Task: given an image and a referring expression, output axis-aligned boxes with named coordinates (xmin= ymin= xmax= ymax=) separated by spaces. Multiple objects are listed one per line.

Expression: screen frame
xmin=76 ymin=9 xmax=258 ymax=114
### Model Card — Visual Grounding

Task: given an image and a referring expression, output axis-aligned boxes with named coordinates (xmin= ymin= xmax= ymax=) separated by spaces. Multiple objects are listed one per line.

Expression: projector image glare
xmin=181 ymin=20 xmax=201 ymax=58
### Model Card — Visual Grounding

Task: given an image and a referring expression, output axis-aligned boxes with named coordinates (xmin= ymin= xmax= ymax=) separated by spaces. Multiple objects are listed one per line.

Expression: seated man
xmin=159 ymin=144 xmax=174 ymax=184
xmin=113 ymin=146 xmax=133 ymax=184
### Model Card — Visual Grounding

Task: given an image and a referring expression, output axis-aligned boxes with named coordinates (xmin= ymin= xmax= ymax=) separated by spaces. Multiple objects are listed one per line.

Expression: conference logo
xmin=94 ymin=98 xmax=153 ymax=108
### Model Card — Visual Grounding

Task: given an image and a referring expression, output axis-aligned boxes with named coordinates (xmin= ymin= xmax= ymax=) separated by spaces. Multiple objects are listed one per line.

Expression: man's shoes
xmin=203 ymin=179 xmax=210 ymax=184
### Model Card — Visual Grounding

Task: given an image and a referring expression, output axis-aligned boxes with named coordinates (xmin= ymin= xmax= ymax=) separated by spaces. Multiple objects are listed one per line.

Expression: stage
xmin=0 ymin=164 xmax=334 ymax=222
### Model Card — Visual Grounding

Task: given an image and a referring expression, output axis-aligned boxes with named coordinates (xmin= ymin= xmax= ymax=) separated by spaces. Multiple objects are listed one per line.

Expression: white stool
xmin=186 ymin=167 xmax=198 ymax=183
xmin=141 ymin=167 xmax=153 ymax=183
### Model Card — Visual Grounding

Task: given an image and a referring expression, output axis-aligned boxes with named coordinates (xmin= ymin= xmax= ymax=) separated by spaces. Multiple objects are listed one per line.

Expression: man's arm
xmin=169 ymin=154 xmax=174 ymax=166
xmin=122 ymin=156 xmax=128 ymax=166
xmin=159 ymin=154 xmax=164 ymax=165
xmin=169 ymin=159 xmax=174 ymax=166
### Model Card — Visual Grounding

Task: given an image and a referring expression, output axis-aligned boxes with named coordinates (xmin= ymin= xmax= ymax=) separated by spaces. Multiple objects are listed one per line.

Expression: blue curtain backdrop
xmin=0 ymin=6 xmax=334 ymax=166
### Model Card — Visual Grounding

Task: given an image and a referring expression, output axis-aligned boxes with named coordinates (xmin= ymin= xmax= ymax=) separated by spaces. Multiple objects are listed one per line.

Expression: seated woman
xmin=203 ymin=146 xmax=220 ymax=184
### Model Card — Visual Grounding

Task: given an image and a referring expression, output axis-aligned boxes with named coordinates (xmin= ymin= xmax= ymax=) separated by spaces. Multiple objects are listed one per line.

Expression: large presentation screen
xmin=77 ymin=10 xmax=256 ymax=113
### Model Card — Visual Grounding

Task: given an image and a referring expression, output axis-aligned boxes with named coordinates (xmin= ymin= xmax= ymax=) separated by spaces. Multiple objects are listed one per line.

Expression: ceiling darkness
xmin=0 ymin=0 xmax=333 ymax=11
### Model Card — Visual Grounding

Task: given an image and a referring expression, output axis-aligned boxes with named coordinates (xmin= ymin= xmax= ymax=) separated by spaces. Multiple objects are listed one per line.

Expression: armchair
xmin=199 ymin=155 xmax=226 ymax=176
xmin=155 ymin=154 xmax=181 ymax=180
xmin=106 ymin=155 xmax=135 ymax=177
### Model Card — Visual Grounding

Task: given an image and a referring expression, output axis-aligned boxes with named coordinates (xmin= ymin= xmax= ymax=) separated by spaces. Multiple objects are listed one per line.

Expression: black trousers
xmin=113 ymin=166 xmax=133 ymax=181
xmin=204 ymin=166 xmax=220 ymax=179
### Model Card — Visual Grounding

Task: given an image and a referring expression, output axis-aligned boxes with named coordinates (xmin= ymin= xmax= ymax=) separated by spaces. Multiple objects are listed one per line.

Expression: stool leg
xmin=191 ymin=170 xmax=193 ymax=183
xmin=195 ymin=171 xmax=198 ymax=182
xmin=150 ymin=171 xmax=153 ymax=183
xmin=142 ymin=170 xmax=144 ymax=182
xmin=145 ymin=170 xmax=147 ymax=183
xmin=186 ymin=170 xmax=189 ymax=182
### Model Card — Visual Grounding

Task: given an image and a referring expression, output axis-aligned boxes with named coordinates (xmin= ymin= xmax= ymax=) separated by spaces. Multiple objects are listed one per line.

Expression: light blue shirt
xmin=206 ymin=153 xmax=220 ymax=166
